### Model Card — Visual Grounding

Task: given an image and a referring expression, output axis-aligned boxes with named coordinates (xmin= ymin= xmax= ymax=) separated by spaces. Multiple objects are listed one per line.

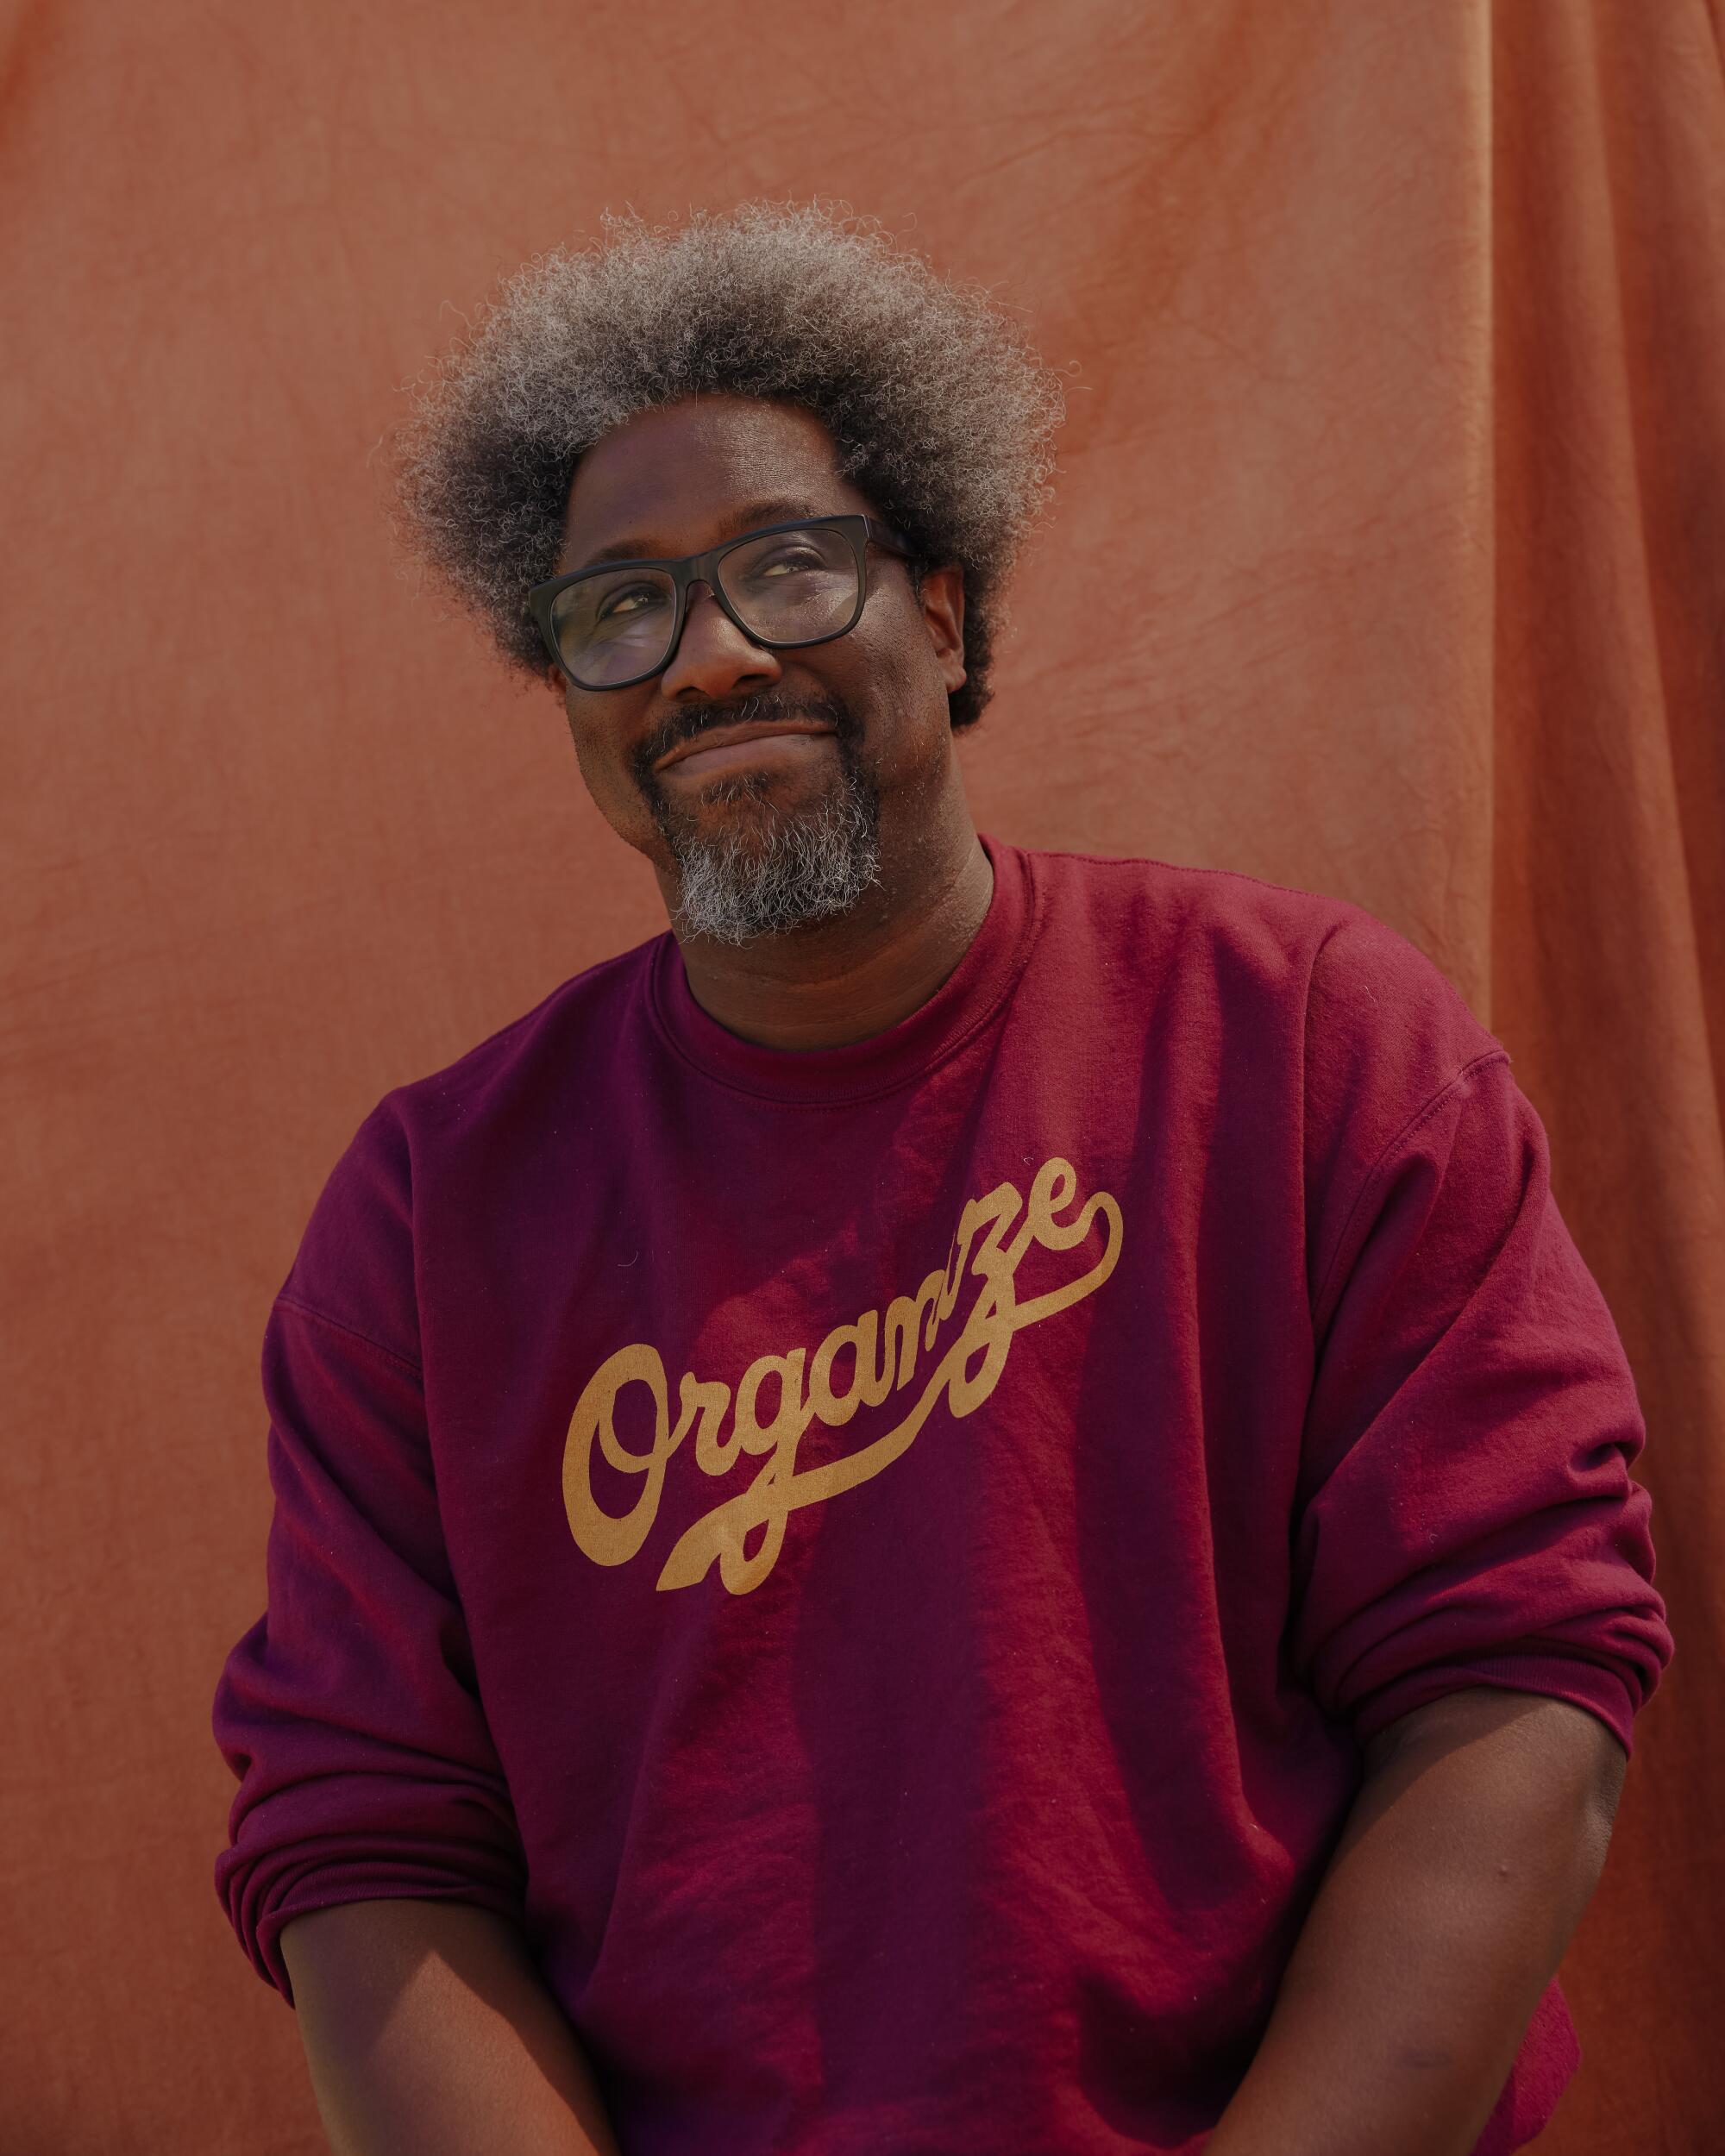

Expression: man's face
xmin=549 ymin=396 xmax=967 ymax=941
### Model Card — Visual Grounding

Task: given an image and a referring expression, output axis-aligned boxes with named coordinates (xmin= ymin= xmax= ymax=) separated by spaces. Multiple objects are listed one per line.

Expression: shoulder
xmin=1015 ymin=837 xmax=1507 ymax=1157
xmin=278 ymin=935 xmax=664 ymax=1343
xmin=1022 ymin=841 xmax=1360 ymax=945
xmin=1018 ymin=841 xmax=1483 ymax=1035
xmin=382 ymin=935 xmax=662 ymax=1137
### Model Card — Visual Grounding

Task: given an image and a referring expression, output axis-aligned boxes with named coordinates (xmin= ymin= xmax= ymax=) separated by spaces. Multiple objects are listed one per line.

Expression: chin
xmin=675 ymin=766 xmax=833 ymax=841
xmin=693 ymin=771 xmax=776 ymax=810
xmin=644 ymin=748 xmax=881 ymax=906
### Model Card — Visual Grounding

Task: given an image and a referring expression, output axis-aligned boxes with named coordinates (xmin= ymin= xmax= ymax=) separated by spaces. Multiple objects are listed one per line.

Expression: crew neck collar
xmin=646 ymin=832 xmax=1037 ymax=1106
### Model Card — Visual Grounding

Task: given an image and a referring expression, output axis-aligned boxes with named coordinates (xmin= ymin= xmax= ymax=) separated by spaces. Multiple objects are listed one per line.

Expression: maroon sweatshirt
xmin=212 ymin=837 xmax=1671 ymax=2154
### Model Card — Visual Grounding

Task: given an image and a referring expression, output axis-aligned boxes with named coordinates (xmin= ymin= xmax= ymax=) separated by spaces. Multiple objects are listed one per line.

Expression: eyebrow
xmin=571 ymin=498 xmax=829 ymax=573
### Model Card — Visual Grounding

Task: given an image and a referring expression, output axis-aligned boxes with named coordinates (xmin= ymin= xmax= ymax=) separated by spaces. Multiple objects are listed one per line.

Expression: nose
xmin=658 ymin=580 xmax=782 ymax=702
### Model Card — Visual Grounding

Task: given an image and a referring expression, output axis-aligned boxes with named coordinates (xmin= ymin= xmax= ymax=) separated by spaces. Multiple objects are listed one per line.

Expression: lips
xmin=653 ymin=719 xmax=837 ymax=776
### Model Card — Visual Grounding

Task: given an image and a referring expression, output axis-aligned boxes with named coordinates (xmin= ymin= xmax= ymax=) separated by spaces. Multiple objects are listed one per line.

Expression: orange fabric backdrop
xmin=4 ymin=2 xmax=1721 ymax=2148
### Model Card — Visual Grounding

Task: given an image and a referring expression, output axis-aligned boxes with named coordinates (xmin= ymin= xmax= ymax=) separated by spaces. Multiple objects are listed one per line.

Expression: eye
xmin=755 ymin=546 xmax=830 ymax=577
xmin=594 ymin=580 xmax=668 ymax=622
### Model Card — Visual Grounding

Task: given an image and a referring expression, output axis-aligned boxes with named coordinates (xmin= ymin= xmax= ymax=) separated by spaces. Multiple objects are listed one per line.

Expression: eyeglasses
xmin=528 ymin=513 xmax=912 ymax=691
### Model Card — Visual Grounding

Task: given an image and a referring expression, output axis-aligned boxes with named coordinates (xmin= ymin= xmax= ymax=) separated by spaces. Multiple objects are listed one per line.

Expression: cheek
xmin=566 ymin=703 xmax=656 ymax=844
xmin=850 ymin=622 xmax=953 ymax=778
xmin=866 ymin=576 xmax=955 ymax=704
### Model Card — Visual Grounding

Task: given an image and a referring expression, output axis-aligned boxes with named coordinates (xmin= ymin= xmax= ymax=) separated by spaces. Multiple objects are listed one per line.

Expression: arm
xmin=281 ymin=1899 xmax=621 ymax=2156
xmin=1205 ymin=1686 xmax=1626 ymax=2156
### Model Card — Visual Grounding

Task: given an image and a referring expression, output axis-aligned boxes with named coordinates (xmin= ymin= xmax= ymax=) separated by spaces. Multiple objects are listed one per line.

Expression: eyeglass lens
xmin=549 ymin=525 xmax=861 ymax=686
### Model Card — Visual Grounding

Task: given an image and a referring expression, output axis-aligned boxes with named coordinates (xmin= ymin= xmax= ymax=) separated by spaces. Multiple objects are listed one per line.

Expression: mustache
xmin=630 ymin=689 xmax=860 ymax=785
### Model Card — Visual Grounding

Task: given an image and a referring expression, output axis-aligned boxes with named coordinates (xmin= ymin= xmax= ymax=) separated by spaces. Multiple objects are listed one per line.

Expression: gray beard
xmin=663 ymin=761 xmax=881 ymax=948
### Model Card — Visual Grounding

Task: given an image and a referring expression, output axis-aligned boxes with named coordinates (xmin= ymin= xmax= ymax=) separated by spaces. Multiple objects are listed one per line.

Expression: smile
xmin=654 ymin=721 xmax=837 ymax=780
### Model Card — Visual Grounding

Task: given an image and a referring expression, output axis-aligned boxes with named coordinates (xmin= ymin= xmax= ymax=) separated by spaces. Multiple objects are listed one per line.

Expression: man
xmin=213 ymin=204 xmax=1672 ymax=2156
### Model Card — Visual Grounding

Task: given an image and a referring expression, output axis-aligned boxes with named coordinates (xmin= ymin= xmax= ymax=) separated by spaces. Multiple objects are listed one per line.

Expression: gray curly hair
xmin=390 ymin=202 xmax=1065 ymax=730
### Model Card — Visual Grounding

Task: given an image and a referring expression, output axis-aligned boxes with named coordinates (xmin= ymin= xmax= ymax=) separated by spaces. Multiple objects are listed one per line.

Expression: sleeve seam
xmin=275 ymin=1294 xmax=424 ymax=1379
xmin=1311 ymin=1047 xmax=1509 ymax=1329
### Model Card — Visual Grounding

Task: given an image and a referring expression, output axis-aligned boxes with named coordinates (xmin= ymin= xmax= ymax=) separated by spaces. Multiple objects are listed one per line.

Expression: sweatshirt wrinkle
xmin=274 ymin=1292 xmax=424 ymax=1378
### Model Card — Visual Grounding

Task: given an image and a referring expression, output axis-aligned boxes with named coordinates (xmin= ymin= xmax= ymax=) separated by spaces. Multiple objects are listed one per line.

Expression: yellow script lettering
xmin=560 ymin=1156 xmax=1124 ymax=1597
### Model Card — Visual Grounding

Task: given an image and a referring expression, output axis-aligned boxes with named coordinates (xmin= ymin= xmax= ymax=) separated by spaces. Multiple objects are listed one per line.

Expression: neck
xmin=665 ymin=807 xmax=994 ymax=1052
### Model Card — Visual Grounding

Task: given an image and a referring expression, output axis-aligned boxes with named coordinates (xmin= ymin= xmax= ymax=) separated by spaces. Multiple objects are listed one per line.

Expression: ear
xmin=916 ymin=564 xmax=967 ymax=695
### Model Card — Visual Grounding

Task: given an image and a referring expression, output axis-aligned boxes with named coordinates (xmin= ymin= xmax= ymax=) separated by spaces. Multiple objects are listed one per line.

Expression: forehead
xmin=558 ymin=396 xmax=873 ymax=570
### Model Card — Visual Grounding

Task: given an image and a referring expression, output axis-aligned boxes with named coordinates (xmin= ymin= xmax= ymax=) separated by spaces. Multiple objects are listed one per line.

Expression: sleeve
xmin=1289 ymin=935 xmax=1673 ymax=1758
xmin=211 ymin=1106 xmax=527 ymax=2004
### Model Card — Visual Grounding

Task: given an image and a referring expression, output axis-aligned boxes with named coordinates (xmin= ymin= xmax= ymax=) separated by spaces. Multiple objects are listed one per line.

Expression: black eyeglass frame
xmin=527 ymin=513 xmax=914 ymax=691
